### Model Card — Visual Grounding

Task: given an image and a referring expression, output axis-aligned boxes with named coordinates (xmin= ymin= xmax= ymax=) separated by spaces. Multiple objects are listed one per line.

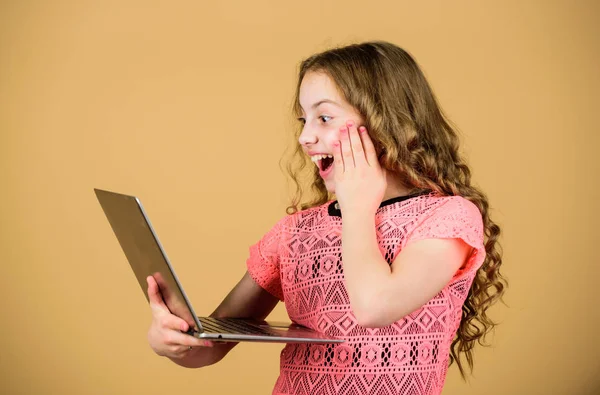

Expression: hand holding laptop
xmin=146 ymin=275 xmax=213 ymax=359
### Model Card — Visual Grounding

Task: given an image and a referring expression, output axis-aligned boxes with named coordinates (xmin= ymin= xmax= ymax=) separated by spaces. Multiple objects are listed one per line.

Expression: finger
xmin=160 ymin=311 xmax=193 ymax=333
xmin=172 ymin=340 xmax=214 ymax=358
xmin=357 ymin=126 xmax=378 ymax=166
xmin=332 ymin=140 xmax=344 ymax=177
xmin=163 ymin=329 xmax=208 ymax=347
xmin=346 ymin=121 xmax=366 ymax=166
xmin=147 ymin=276 xmax=169 ymax=312
xmin=152 ymin=272 xmax=173 ymax=303
xmin=339 ymin=126 xmax=355 ymax=169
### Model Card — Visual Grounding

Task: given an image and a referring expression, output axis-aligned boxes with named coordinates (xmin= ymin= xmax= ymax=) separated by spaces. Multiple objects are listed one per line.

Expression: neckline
xmin=327 ymin=190 xmax=431 ymax=217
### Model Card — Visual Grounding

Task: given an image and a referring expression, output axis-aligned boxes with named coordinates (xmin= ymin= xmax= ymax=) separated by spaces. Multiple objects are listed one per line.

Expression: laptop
xmin=94 ymin=188 xmax=344 ymax=344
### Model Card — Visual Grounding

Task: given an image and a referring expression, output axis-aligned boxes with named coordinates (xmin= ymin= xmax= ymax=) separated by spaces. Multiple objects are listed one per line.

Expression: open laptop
xmin=94 ymin=188 xmax=343 ymax=344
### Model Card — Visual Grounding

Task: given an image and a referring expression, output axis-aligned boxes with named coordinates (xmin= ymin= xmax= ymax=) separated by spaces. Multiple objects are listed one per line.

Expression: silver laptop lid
xmin=94 ymin=188 xmax=203 ymax=333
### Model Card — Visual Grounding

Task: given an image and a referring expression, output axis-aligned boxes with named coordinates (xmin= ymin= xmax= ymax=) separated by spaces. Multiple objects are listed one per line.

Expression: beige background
xmin=1 ymin=1 xmax=598 ymax=394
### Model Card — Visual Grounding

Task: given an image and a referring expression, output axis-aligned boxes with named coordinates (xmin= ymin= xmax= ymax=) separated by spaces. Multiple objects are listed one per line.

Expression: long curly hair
xmin=280 ymin=41 xmax=507 ymax=378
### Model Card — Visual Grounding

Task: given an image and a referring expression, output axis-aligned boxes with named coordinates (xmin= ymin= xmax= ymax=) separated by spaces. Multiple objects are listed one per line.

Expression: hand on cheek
xmin=332 ymin=120 xmax=387 ymax=216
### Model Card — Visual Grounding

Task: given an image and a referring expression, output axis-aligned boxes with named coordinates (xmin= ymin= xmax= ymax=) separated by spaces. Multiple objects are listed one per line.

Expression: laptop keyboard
xmin=199 ymin=317 xmax=276 ymax=336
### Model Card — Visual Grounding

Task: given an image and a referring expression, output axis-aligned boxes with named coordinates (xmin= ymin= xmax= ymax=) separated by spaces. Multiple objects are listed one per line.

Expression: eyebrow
xmin=300 ymin=99 xmax=342 ymax=111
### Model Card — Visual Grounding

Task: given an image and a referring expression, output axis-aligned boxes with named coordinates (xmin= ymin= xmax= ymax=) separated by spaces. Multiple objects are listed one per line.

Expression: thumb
xmin=146 ymin=275 xmax=168 ymax=312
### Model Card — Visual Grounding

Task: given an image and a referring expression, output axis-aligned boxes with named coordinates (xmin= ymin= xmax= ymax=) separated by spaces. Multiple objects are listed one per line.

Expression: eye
xmin=297 ymin=115 xmax=331 ymax=125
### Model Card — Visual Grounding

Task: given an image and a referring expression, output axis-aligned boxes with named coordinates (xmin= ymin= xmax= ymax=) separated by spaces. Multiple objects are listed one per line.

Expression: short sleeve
xmin=246 ymin=216 xmax=289 ymax=301
xmin=407 ymin=197 xmax=486 ymax=275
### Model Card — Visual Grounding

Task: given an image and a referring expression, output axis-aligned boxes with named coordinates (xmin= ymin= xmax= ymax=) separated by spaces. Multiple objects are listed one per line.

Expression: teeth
xmin=310 ymin=154 xmax=333 ymax=163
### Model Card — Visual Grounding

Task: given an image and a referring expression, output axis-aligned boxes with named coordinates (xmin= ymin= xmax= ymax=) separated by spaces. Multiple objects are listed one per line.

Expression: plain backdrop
xmin=1 ymin=1 xmax=598 ymax=394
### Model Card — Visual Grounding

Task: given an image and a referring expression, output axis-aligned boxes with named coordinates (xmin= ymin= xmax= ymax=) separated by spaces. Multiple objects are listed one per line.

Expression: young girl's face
xmin=298 ymin=71 xmax=365 ymax=193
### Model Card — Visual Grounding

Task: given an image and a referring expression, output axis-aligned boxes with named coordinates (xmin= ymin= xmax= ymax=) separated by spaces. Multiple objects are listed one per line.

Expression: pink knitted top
xmin=246 ymin=192 xmax=486 ymax=395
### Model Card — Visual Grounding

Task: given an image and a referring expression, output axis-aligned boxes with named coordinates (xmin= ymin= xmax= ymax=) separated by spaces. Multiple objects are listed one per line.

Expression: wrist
xmin=342 ymin=210 xmax=376 ymax=225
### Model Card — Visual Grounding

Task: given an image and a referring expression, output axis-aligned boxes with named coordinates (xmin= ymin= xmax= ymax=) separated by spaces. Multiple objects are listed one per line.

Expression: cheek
xmin=324 ymin=129 xmax=342 ymax=148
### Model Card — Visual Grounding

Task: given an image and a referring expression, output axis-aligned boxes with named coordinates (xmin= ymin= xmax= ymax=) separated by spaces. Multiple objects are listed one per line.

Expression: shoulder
xmin=411 ymin=193 xmax=482 ymax=224
xmin=434 ymin=195 xmax=482 ymax=222
xmin=407 ymin=193 xmax=484 ymax=247
xmin=282 ymin=201 xmax=334 ymax=230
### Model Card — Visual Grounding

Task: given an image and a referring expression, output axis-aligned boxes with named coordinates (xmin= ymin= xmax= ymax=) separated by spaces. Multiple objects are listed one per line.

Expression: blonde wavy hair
xmin=280 ymin=41 xmax=507 ymax=378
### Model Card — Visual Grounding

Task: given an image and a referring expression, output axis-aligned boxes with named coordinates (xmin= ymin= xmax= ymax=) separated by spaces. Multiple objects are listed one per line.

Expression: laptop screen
xmin=94 ymin=188 xmax=202 ymax=333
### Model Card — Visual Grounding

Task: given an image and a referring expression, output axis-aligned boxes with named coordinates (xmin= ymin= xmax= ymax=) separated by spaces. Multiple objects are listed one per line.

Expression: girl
xmin=146 ymin=41 xmax=506 ymax=395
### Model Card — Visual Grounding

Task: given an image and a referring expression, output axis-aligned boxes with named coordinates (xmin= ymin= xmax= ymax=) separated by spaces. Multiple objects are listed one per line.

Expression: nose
xmin=298 ymin=124 xmax=318 ymax=146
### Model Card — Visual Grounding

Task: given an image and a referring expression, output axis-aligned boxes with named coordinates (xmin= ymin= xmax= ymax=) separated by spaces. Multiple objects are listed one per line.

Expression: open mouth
xmin=320 ymin=156 xmax=334 ymax=172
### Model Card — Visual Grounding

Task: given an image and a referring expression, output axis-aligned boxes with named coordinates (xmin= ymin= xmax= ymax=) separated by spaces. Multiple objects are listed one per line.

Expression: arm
xmin=147 ymin=271 xmax=279 ymax=368
xmin=341 ymin=212 xmax=472 ymax=328
xmin=329 ymin=120 xmax=475 ymax=327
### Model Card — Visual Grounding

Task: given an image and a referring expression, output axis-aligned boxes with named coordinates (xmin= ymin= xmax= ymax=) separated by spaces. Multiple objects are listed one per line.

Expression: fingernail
xmin=359 ymin=127 xmax=366 ymax=133
xmin=340 ymin=127 xmax=347 ymax=133
xmin=347 ymin=121 xmax=354 ymax=127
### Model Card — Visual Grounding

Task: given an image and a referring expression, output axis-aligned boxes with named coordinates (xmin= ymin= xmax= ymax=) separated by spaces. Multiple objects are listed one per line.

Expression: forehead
xmin=299 ymin=72 xmax=344 ymax=105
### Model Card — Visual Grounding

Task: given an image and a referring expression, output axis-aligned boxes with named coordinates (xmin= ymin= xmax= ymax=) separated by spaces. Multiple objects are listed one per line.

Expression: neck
xmin=381 ymin=173 xmax=413 ymax=202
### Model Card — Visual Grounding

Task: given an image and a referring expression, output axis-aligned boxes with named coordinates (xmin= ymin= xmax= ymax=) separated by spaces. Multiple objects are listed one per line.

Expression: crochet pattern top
xmin=246 ymin=192 xmax=486 ymax=395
